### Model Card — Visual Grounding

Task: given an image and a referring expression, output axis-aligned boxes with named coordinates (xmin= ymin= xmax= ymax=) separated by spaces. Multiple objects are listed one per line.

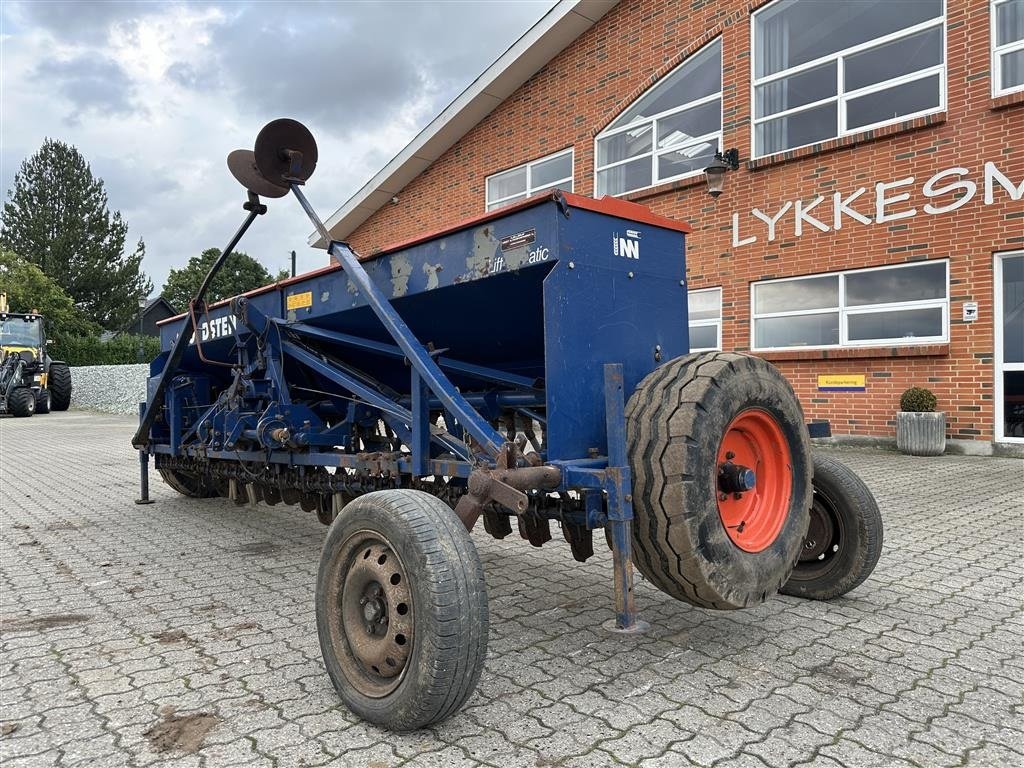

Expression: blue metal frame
xmin=138 ymin=187 xmax=692 ymax=631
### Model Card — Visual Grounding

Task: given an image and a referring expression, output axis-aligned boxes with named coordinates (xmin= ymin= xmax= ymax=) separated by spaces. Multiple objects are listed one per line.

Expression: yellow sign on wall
xmin=817 ymin=374 xmax=865 ymax=392
xmin=286 ymin=291 xmax=313 ymax=311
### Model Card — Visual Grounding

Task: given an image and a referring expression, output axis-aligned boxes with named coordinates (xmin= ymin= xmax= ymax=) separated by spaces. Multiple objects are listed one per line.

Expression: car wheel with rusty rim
xmin=316 ymin=489 xmax=488 ymax=731
xmin=781 ymin=454 xmax=883 ymax=600
xmin=626 ymin=352 xmax=812 ymax=609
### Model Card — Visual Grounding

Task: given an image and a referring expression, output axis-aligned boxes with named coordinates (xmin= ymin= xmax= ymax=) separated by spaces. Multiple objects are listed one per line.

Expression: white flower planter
xmin=896 ymin=411 xmax=946 ymax=456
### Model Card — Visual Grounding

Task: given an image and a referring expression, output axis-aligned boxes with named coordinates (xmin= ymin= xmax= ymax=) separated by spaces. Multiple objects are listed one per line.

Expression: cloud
xmin=1 ymin=0 xmax=558 ymax=297
xmin=35 ymin=55 xmax=138 ymax=123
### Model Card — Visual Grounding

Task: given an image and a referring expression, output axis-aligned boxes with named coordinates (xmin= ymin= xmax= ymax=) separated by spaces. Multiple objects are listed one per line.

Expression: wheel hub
xmin=334 ymin=535 xmax=414 ymax=696
xmin=799 ymin=500 xmax=837 ymax=562
xmin=715 ymin=408 xmax=793 ymax=553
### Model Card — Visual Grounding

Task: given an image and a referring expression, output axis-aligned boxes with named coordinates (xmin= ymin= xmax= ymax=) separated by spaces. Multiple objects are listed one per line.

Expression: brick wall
xmin=345 ymin=0 xmax=1024 ymax=443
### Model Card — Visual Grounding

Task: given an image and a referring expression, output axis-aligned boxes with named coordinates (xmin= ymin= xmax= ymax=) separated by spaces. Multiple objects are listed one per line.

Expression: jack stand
xmin=601 ymin=363 xmax=650 ymax=635
xmin=135 ymin=449 xmax=155 ymax=505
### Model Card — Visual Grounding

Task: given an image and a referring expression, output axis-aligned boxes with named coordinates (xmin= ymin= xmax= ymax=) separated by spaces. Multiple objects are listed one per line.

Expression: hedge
xmin=58 ymin=334 xmax=162 ymax=366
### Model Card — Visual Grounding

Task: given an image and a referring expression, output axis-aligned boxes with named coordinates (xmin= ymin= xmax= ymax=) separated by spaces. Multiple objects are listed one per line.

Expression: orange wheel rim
xmin=716 ymin=408 xmax=793 ymax=553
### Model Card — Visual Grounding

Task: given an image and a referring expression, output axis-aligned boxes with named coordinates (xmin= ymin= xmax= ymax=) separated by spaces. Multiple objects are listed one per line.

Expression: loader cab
xmin=0 ymin=312 xmax=45 ymax=365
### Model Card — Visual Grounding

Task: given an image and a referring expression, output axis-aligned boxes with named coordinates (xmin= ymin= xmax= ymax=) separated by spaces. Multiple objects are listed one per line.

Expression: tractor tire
xmin=780 ymin=455 xmax=883 ymax=600
xmin=158 ymin=468 xmax=218 ymax=498
xmin=8 ymin=387 xmax=36 ymax=417
xmin=36 ymin=389 xmax=51 ymax=414
xmin=316 ymin=489 xmax=488 ymax=731
xmin=626 ymin=352 xmax=812 ymax=610
xmin=48 ymin=363 xmax=72 ymax=411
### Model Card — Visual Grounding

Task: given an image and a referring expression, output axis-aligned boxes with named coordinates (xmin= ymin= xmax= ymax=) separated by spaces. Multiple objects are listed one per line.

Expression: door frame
xmin=994 ymin=250 xmax=1024 ymax=444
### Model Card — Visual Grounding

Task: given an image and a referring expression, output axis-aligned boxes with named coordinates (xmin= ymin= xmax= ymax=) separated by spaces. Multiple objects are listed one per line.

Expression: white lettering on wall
xmin=875 ymin=177 xmax=917 ymax=224
xmin=984 ymin=162 xmax=1024 ymax=204
xmin=795 ymin=195 xmax=830 ymax=236
xmin=751 ymin=202 xmax=792 ymax=242
xmin=731 ymin=162 xmax=1020 ymax=247
xmin=833 ymin=187 xmax=872 ymax=229
xmin=732 ymin=213 xmax=756 ymax=247
xmin=922 ymin=167 xmax=976 ymax=214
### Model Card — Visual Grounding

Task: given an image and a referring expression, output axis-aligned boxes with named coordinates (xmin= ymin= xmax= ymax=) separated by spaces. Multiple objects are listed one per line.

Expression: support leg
xmin=135 ymin=450 xmax=154 ymax=505
xmin=601 ymin=363 xmax=649 ymax=634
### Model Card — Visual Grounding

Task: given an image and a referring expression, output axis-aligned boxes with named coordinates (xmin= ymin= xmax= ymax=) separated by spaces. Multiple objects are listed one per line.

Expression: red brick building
xmin=315 ymin=0 xmax=1024 ymax=452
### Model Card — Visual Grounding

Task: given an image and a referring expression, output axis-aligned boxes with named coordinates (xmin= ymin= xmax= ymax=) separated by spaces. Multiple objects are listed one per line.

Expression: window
xmin=752 ymin=0 xmax=945 ymax=157
xmin=595 ymin=39 xmax=722 ymax=197
xmin=688 ymin=288 xmax=722 ymax=352
xmin=485 ymin=149 xmax=573 ymax=211
xmin=993 ymin=0 xmax=1024 ymax=96
xmin=751 ymin=261 xmax=948 ymax=350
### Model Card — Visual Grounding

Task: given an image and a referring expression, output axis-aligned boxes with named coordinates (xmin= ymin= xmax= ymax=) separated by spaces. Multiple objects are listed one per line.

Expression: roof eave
xmin=308 ymin=0 xmax=619 ymax=249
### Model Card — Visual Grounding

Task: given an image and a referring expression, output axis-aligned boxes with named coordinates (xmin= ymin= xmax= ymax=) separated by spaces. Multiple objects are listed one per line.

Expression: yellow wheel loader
xmin=0 ymin=293 xmax=72 ymax=417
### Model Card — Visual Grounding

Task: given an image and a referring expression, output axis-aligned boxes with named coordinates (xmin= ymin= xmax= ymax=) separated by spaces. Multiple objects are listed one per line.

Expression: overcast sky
xmin=0 ymin=0 xmax=557 ymax=294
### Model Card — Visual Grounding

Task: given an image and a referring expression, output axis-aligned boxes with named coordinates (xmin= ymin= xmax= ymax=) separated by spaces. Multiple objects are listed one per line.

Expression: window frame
xmin=992 ymin=0 xmax=1024 ymax=97
xmin=750 ymin=0 xmax=947 ymax=159
xmin=687 ymin=287 xmax=723 ymax=352
xmin=750 ymin=260 xmax=950 ymax=351
xmin=593 ymin=38 xmax=723 ymax=198
xmin=485 ymin=148 xmax=574 ymax=211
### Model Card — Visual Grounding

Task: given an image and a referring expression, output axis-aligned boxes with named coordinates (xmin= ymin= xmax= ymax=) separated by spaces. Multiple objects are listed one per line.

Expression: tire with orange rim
xmin=625 ymin=352 xmax=812 ymax=609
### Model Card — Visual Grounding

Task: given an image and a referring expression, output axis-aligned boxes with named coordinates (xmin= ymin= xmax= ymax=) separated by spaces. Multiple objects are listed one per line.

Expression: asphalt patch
xmin=143 ymin=706 xmax=220 ymax=754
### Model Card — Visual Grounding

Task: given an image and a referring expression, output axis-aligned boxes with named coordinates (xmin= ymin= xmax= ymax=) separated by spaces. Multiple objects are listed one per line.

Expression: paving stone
xmin=1 ymin=413 xmax=1020 ymax=768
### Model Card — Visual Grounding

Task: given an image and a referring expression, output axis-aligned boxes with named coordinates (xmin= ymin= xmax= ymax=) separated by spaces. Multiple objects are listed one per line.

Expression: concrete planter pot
xmin=896 ymin=411 xmax=946 ymax=456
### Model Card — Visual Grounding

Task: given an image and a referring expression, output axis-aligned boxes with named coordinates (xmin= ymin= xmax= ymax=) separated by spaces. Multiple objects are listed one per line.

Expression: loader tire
xmin=316 ymin=490 xmax=488 ymax=731
xmin=9 ymin=387 xmax=36 ymax=417
xmin=36 ymin=389 xmax=51 ymax=414
xmin=158 ymin=468 xmax=218 ymax=498
xmin=780 ymin=454 xmax=883 ymax=600
xmin=626 ymin=352 xmax=812 ymax=610
xmin=48 ymin=363 xmax=72 ymax=411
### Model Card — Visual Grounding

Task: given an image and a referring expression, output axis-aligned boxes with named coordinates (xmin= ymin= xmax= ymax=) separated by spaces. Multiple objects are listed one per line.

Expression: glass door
xmin=995 ymin=251 xmax=1024 ymax=443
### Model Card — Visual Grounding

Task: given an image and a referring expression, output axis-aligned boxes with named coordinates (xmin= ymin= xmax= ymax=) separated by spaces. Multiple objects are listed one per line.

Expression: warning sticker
xmin=499 ymin=228 xmax=536 ymax=251
xmin=286 ymin=291 xmax=313 ymax=311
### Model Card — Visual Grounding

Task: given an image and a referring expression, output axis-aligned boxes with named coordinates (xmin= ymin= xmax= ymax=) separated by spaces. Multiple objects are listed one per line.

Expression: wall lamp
xmin=704 ymin=148 xmax=740 ymax=198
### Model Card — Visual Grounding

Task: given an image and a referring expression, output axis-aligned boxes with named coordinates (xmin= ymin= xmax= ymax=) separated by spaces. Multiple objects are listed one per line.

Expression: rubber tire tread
xmin=36 ymin=390 xmax=51 ymax=414
xmin=48 ymin=363 xmax=72 ymax=411
xmin=158 ymin=468 xmax=218 ymax=498
xmin=8 ymin=387 xmax=36 ymax=417
xmin=625 ymin=352 xmax=812 ymax=610
xmin=316 ymin=489 xmax=488 ymax=731
xmin=780 ymin=454 xmax=883 ymax=600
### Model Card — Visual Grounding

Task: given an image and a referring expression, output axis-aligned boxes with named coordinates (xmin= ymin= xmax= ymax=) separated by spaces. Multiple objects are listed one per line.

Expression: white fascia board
xmin=309 ymin=0 xmax=618 ymax=248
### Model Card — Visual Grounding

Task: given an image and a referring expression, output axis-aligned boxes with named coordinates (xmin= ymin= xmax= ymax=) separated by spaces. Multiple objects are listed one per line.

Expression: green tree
xmin=0 ymin=139 xmax=152 ymax=330
xmin=162 ymin=248 xmax=278 ymax=311
xmin=0 ymin=250 xmax=101 ymax=345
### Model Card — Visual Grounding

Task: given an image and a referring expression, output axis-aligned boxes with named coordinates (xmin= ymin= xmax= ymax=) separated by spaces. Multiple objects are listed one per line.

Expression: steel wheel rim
xmin=716 ymin=408 xmax=793 ymax=553
xmin=792 ymin=491 xmax=845 ymax=580
xmin=325 ymin=530 xmax=414 ymax=698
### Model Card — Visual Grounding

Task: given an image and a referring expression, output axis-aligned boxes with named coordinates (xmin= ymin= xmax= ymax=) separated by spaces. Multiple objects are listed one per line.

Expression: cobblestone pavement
xmin=1 ymin=411 xmax=1021 ymax=768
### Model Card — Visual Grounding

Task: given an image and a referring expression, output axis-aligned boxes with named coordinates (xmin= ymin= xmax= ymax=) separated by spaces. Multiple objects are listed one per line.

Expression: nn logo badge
xmin=613 ymin=229 xmax=641 ymax=259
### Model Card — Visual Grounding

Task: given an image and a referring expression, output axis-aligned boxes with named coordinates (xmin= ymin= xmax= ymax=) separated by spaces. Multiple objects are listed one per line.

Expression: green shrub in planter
xmin=899 ymin=386 xmax=938 ymax=413
xmin=897 ymin=387 xmax=945 ymax=456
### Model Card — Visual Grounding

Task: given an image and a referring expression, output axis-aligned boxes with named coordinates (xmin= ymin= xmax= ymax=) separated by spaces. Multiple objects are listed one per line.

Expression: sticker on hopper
xmin=286 ymin=291 xmax=313 ymax=310
xmin=499 ymin=229 xmax=536 ymax=251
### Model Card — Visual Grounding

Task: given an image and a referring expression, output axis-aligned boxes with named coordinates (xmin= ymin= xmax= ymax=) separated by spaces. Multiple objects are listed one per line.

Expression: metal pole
xmin=135 ymin=404 xmax=155 ymax=504
xmin=600 ymin=363 xmax=649 ymax=634
xmin=132 ymin=198 xmax=264 ymax=449
xmin=291 ymin=250 xmax=296 ymax=278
